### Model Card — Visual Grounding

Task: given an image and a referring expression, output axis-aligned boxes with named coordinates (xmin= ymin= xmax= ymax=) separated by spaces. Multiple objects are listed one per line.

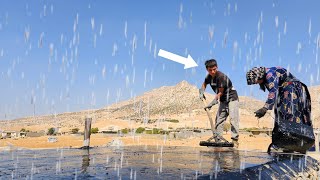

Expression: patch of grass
xmin=242 ymin=127 xmax=259 ymax=132
xmin=71 ymin=128 xmax=79 ymax=134
xmin=148 ymin=119 xmax=157 ymax=123
xmin=121 ymin=128 xmax=129 ymax=134
xmin=135 ymin=127 xmax=145 ymax=134
xmin=91 ymin=127 xmax=99 ymax=134
xmin=165 ymin=119 xmax=179 ymax=123
xmin=145 ymin=128 xmax=169 ymax=134
xmin=152 ymin=128 xmax=160 ymax=134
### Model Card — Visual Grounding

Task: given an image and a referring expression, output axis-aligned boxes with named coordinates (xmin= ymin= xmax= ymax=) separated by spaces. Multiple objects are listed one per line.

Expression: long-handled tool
xmin=199 ymin=97 xmax=234 ymax=147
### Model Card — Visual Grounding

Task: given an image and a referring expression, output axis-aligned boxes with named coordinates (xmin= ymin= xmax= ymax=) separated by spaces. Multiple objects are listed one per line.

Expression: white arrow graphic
xmin=158 ymin=49 xmax=198 ymax=69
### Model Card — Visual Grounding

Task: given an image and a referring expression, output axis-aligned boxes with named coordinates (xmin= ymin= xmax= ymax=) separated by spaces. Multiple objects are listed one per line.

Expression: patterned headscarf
xmin=246 ymin=67 xmax=266 ymax=85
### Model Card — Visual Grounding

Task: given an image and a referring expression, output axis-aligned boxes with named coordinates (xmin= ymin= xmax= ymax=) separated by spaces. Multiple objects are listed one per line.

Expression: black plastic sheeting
xmin=0 ymin=146 xmax=319 ymax=179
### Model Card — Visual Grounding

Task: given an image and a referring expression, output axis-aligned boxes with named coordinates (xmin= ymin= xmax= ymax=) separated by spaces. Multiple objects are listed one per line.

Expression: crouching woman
xmin=246 ymin=66 xmax=315 ymax=154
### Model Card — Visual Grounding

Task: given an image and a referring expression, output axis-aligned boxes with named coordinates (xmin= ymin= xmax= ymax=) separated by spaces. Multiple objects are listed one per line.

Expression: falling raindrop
xmin=99 ymin=24 xmax=103 ymax=36
xmin=284 ymin=21 xmax=287 ymax=35
xmin=308 ymin=18 xmax=312 ymax=38
xmin=91 ymin=91 xmax=96 ymax=106
xmin=102 ymin=65 xmax=106 ymax=79
xmin=132 ymin=34 xmax=137 ymax=54
xmin=60 ymin=34 xmax=64 ymax=45
xmin=51 ymin=4 xmax=53 ymax=14
xmin=317 ymin=33 xmax=320 ymax=49
xmin=74 ymin=169 xmax=77 ymax=179
xmin=178 ymin=3 xmax=184 ymax=29
xmin=149 ymin=38 xmax=153 ymax=53
xmin=120 ymin=152 xmax=124 ymax=168
xmin=150 ymin=70 xmax=153 ymax=82
xmin=244 ymin=33 xmax=248 ymax=44
xmin=298 ymin=63 xmax=302 ymax=73
xmin=227 ymin=3 xmax=231 ymax=15
xmin=257 ymin=19 xmax=261 ymax=33
xmin=296 ymin=42 xmax=302 ymax=54
xmin=38 ymin=32 xmax=44 ymax=48
xmin=49 ymin=43 xmax=54 ymax=56
xmin=278 ymin=33 xmax=281 ymax=47
xmin=89 ymin=74 xmax=95 ymax=85
xmin=7 ymin=68 xmax=11 ymax=78
xmin=112 ymin=43 xmax=118 ymax=56
xmin=24 ymin=26 xmax=30 ymax=42
xmin=184 ymin=48 xmax=188 ymax=56
xmin=153 ymin=43 xmax=157 ymax=58
xmin=195 ymin=170 xmax=198 ymax=179
xmin=93 ymin=33 xmax=97 ymax=48
xmin=310 ymin=74 xmax=314 ymax=86
xmin=214 ymin=160 xmax=218 ymax=179
xmin=113 ymin=64 xmax=118 ymax=74
xmin=275 ymin=16 xmax=279 ymax=29
xmin=159 ymin=146 xmax=163 ymax=173
xmin=91 ymin=17 xmax=95 ymax=30
xmin=233 ymin=41 xmax=238 ymax=55
xmin=209 ymin=25 xmax=214 ymax=41
xmin=43 ymin=5 xmax=47 ymax=17
xmin=258 ymin=168 xmax=262 ymax=180
xmin=124 ymin=21 xmax=128 ymax=39
xmin=126 ymin=75 xmax=130 ymax=88
xmin=144 ymin=69 xmax=147 ymax=88
xmin=317 ymin=67 xmax=319 ymax=82
xmin=152 ymin=154 xmax=155 ymax=163
xmin=223 ymin=29 xmax=228 ymax=48
xmin=132 ymin=67 xmax=135 ymax=84
xmin=144 ymin=22 xmax=147 ymax=47
xmin=73 ymin=20 xmax=77 ymax=33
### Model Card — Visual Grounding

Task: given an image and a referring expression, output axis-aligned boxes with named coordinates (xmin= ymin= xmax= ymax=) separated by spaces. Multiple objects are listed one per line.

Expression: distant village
xmin=0 ymin=124 xmax=273 ymax=141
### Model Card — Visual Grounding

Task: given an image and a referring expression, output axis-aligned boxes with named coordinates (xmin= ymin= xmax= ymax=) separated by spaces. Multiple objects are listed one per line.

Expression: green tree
xmin=152 ymin=128 xmax=160 ymax=134
xmin=71 ymin=128 xmax=79 ymax=134
xmin=90 ymin=127 xmax=99 ymax=134
xmin=20 ymin=128 xmax=26 ymax=132
xmin=48 ymin=127 xmax=55 ymax=135
xmin=135 ymin=127 xmax=145 ymax=134
xmin=121 ymin=128 xmax=129 ymax=134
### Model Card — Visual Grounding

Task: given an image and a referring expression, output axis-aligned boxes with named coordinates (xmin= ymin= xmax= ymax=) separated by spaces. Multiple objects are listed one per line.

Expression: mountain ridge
xmin=1 ymin=81 xmax=319 ymax=132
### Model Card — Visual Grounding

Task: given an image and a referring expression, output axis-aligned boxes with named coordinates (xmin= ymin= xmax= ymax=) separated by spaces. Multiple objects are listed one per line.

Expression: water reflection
xmin=81 ymin=149 xmax=90 ymax=174
xmin=201 ymin=148 xmax=241 ymax=172
xmin=0 ymin=146 xmax=314 ymax=179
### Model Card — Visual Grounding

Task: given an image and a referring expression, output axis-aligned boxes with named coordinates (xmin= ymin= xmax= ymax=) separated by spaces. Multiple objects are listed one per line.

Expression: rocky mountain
xmin=309 ymin=86 xmax=320 ymax=127
xmin=106 ymin=81 xmax=212 ymax=118
xmin=0 ymin=81 xmax=319 ymax=132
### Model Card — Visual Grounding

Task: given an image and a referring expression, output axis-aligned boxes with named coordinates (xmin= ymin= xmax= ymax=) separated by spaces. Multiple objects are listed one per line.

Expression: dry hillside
xmin=0 ymin=81 xmax=319 ymax=132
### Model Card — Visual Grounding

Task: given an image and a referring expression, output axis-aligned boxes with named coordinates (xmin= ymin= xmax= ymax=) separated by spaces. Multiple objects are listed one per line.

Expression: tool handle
xmin=201 ymin=98 xmax=216 ymax=136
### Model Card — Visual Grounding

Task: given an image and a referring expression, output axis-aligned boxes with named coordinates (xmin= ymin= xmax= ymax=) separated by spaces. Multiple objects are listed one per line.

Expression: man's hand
xmin=254 ymin=107 xmax=268 ymax=118
xmin=199 ymin=89 xmax=206 ymax=100
xmin=204 ymin=99 xmax=218 ymax=110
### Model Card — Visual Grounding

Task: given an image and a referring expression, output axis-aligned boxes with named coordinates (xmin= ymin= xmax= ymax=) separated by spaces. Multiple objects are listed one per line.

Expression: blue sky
xmin=0 ymin=0 xmax=320 ymax=120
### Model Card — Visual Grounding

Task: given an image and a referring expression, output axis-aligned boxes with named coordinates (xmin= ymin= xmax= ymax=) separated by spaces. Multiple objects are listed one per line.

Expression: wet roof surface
xmin=0 ymin=146 xmax=312 ymax=179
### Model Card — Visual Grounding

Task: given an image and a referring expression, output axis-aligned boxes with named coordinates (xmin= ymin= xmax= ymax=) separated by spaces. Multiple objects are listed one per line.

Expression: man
xmin=199 ymin=59 xmax=240 ymax=148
